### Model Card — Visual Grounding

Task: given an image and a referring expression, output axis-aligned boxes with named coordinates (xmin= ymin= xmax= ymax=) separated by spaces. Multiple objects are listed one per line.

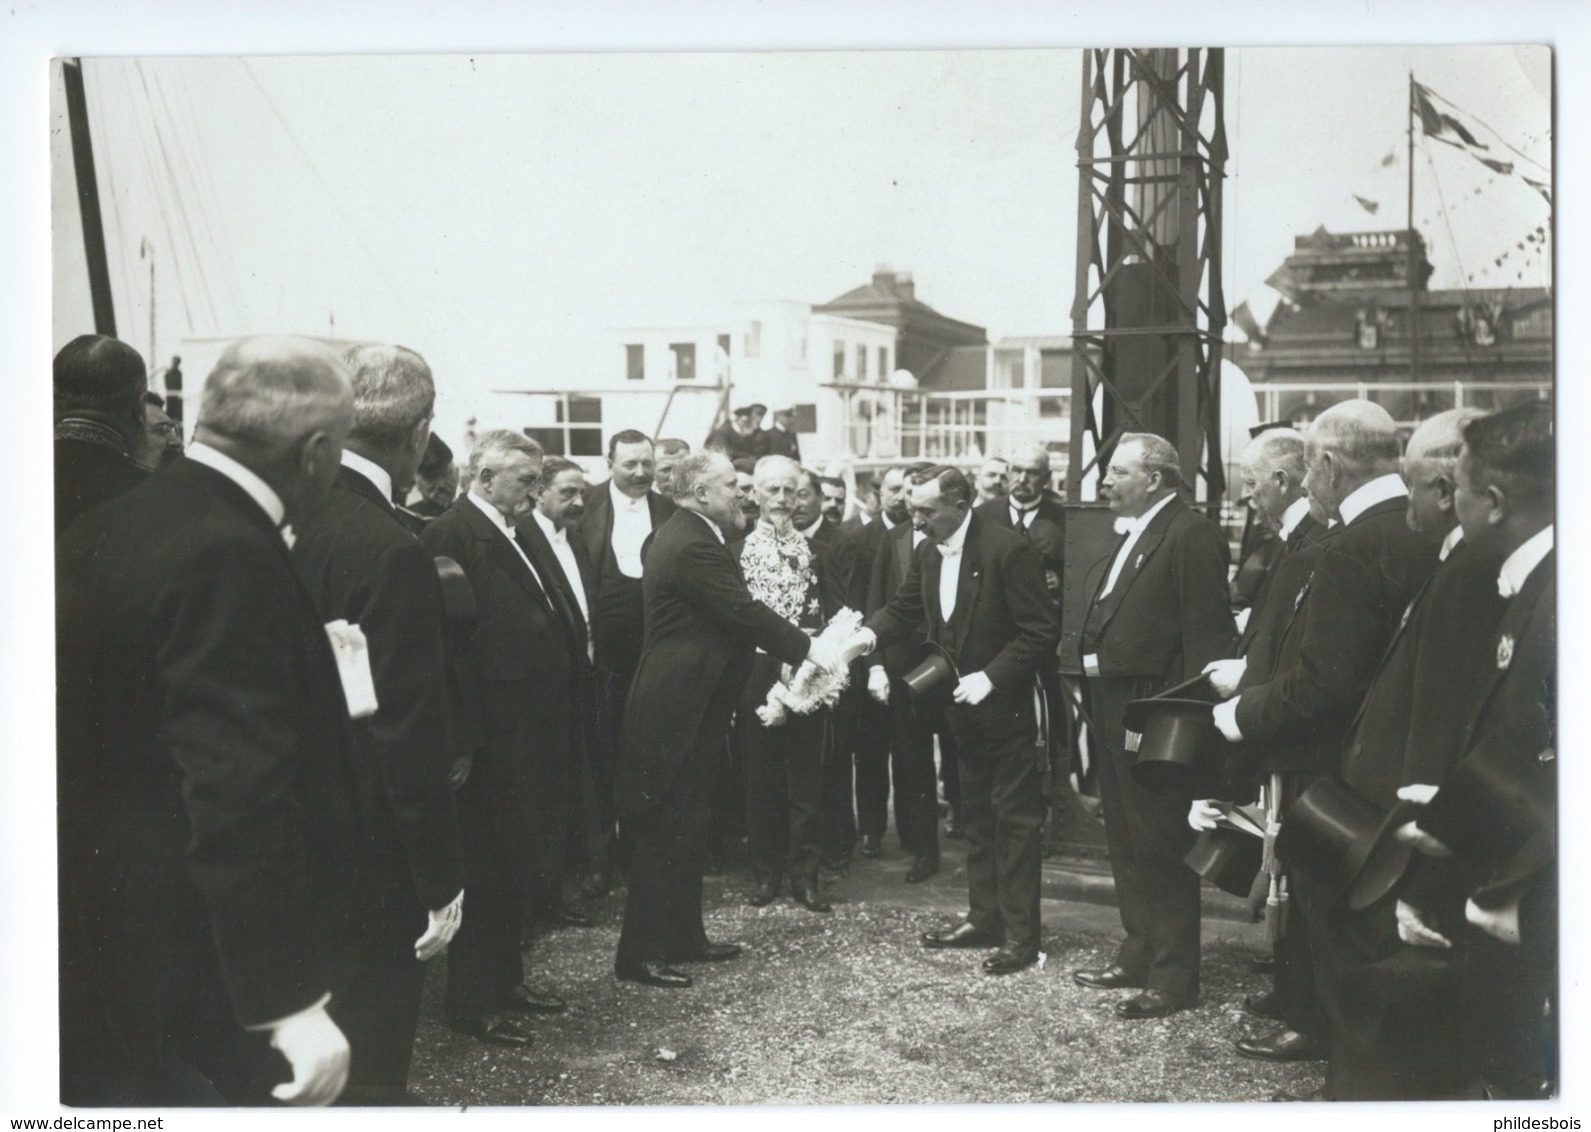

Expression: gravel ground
xmin=408 ymin=853 xmax=1326 ymax=1107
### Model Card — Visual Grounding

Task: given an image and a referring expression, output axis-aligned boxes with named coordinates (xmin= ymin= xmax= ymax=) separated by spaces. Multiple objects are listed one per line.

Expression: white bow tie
xmin=549 ymin=527 xmax=568 ymax=546
xmin=937 ymin=542 xmax=963 ymax=558
xmin=1113 ymin=517 xmax=1134 ymax=536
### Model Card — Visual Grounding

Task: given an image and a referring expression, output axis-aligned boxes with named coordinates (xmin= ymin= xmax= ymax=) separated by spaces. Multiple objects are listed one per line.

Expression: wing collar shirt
xmin=609 ymin=480 xmax=652 ymax=579
xmin=1010 ymin=497 xmax=1041 ymax=530
xmin=1102 ymin=490 xmax=1177 ymax=597
xmin=1338 ymin=473 xmax=1407 ymax=527
xmin=689 ymin=507 xmax=726 ymax=545
xmin=799 ymin=515 xmax=824 ymax=539
xmin=340 ymin=449 xmax=393 ymax=508
xmin=533 ymin=508 xmax=594 ymax=660
xmin=468 ymin=489 xmax=548 ymax=591
xmin=1277 ymin=496 xmax=1312 ymax=542
xmin=936 ymin=510 xmax=974 ymax=619
xmin=1498 ymin=524 xmax=1553 ymax=598
xmin=187 ymin=442 xmax=291 ymax=545
xmin=1439 ymin=524 xmax=1464 ymax=563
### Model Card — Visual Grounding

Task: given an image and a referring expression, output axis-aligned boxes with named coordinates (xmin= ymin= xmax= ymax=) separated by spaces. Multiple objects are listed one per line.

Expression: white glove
xmin=266 ymin=1004 xmax=351 ymax=1106
xmin=842 ymin=629 xmax=877 ymax=664
xmin=1203 ymin=657 xmax=1247 ymax=698
xmin=415 ymin=888 xmax=464 ymax=961
xmin=1395 ymin=899 xmax=1452 ymax=950
xmin=952 ymin=671 xmax=994 ymax=706
xmin=1211 ymin=697 xmax=1243 ymax=743
xmin=1465 ymin=894 xmax=1522 ymax=946
xmin=1396 ymin=783 xmax=1440 ymax=806
xmin=1188 ymin=799 xmax=1223 ymax=832
xmin=867 ymin=666 xmax=890 ymax=705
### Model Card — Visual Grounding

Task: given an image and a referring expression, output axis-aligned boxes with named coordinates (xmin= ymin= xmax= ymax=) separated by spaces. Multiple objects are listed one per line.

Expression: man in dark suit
xmin=614 ymin=451 xmax=847 ymax=988
xmin=1187 ymin=428 xmax=1328 ymax=1058
xmin=520 ymin=456 xmax=604 ymax=921
xmin=974 ymin=456 xmax=1008 ymax=506
xmin=859 ymin=463 xmax=946 ymax=882
xmin=762 ymin=404 xmax=802 ymax=461
xmin=1209 ymin=402 xmax=1436 ymax=1091
xmin=576 ymin=429 xmax=677 ymax=893
xmin=853 ymin=466 xmax=1061 ymax=976
xmin=53 ymin=334 xmax=150 ymax=535
xmin=289 ymin=344 xmax=465 ymax=1101
xmin=419 ymin=431 xmax=573 ymax=1046
xmin=57 ymin=336 xmax=361 ymax=1106
xmin=1399 ymin=400 xmax=1555 ymax=1100
xmin=736 ymin=456 xmax=848 ymax=912
xmin=704 ymin=405 xmax=760 ymax=462
xmin=653 ymin=438 xmax=691 ymax=500
xmin=408 ymin=433 xmax=458 ymax=520
xmin=1072 ymin=432 xmax=1235 ymax=1019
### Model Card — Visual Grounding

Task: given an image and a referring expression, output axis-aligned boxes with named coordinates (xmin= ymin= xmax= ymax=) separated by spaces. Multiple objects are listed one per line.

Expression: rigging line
xmin=82 ymin=61 xmax=140 ymax=338
xmin=184 ymin=64 xmax=252 ymax=330
xmin=1420 ymin=84 xmax=1551 ymax=177
xmin=238 ymin=58 xmax=428 ymax=337
xmin=118 ymin=60 xmax=195 ymax=335
xmin=152 ymin=61 xmax=244 ymax=333
xmin=146 ymin=59 xmax=226 ymax=335
xmin=1419 ymin=134 xmax=1484 ymax=368
xmin=135 ymin=59 xmax=220 ymax=333
xmin=164 ymin=61 xmax=249 ymax=331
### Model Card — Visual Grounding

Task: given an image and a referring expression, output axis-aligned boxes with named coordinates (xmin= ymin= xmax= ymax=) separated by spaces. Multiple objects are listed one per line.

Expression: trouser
xmin=949 ymin=693 xmax=1044 ymax=952
xmin=821 ymin=686 xmax=859 ymax=861
xmin=1086 ymin=674 xmax=1201 ymax=1001
xmin=741 ymin=656 xmax=826 ymax=885
xmin=444 ymin=884 xmax=523 ymax=1019
xmin=331 ymin=889 xmax=428 ymax=1099
xmin=615 ymin=737 xmax=717 ymax=967
xmin=853 ymin=692 xmax=892 ymax=840
xmin=856 ymin=681 xmax=940 ymax=856
xmin=938 ymin=721 xmax=962 ymax=816
xmin=1464 ymin=927 xmax=1556 ymax=1098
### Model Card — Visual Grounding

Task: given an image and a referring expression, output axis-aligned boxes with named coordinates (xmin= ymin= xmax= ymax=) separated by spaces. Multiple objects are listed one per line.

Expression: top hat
xmin=1276 ymin=775 xmax=1419 ymax=910
xmin=1124 ymin=696 xmax=1223 ymax=795
xmin=902 ymin=641 xmax=959 ymax=701
xmin=1414 ymin=742 xmax=1554 ymax=901
xmin=1185 ymin=822 xmax=1263 ymax=898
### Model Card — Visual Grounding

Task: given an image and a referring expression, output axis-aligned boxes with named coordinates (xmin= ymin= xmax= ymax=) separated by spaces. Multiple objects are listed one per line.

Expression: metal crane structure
xmin=1056 ymin=48 xmax=1229 ymax=859
xmin=1066 ymin=47 xmax=1228 ymax=512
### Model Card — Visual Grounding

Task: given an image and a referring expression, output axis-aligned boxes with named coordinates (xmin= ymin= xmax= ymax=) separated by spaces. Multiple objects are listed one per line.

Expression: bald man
xmin=1208 ymin=400 xmax=1437 ymax=1095
xmin=58 ymin=337 xmax=363 ymax=1106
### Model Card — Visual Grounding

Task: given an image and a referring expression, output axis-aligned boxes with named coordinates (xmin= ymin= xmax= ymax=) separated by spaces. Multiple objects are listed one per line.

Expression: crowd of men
xmin=53 ymin=330 xmax=1554 ymax=1106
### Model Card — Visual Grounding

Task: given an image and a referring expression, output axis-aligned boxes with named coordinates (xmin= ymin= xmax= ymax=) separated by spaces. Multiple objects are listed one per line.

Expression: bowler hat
xmin=1123 ymin=697 xmax=1223 ymax=795
xmin=1276 ymin=775 xmax=1418 ymax=910
xmin=1185 ymin=823 xmax=1263 ymax=897
xmin=902 ymin=641 xmax=959 ymax=701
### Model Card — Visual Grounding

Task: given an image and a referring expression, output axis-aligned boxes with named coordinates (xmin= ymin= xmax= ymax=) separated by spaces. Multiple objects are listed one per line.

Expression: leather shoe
xmin=921 ymin=922 xmax=1003 ymax=949
xmin=679 ymin=942 xmax=742 ymax=963
xmin=448 ymin=1012 xmax=531 ymax=1047
xmin=502 ymin=984 xmax=567 ymax=1015
xmin=904 ymin=854 xmax=939 ymax=884
xmin=1115 ymin=989 xmax=1192 ymax=1020
xmin=1250 ymin=955 xmax=1277 ymax=975
xmin=748 ymin=876 xmax=781 ymax=907
xmin=792 ymin=886 xmax=833 ymax=914
xmin=554 ymin=903 xmax=593 ymax=928
xmin=1072 ymin=965 xmax=1145 ymax=990
xmin=1242 ymin=991 xmax=1285 ymax=1020
xmin=1236 ymin=1028 xmax=1326 ymax=1063
xmin=614 ymin=961 xmax=693 ymax=989
xmin=981 ymin=944 xmax=1040 ymax=976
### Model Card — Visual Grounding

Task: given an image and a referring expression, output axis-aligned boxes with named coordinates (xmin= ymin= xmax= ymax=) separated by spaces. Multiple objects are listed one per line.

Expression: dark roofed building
xmin=816 ymin=267 xmax=988 ymax=380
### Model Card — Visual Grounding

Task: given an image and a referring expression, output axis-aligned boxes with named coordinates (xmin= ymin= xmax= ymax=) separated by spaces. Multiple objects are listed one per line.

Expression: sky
xmin=53 ymin=45 xmax=1552 ymax=444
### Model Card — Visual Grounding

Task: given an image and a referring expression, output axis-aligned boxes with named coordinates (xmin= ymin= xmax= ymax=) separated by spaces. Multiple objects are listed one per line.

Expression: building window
xmin=744 ymin=321 xmax=762 ymax=358
xmin=670 ymin=342 xmax=696 ymax=381
xmin=625 ymin=343 xmax=645 ymax=381
xmin=877 ymin=346 xmax=888 ymax=382
xmin=528 ymin=394 xmax=604 ymax=457
xmin=855 ymin=343 xmax=866 ymax=383
xmin=833 ymin=340 xmax=846 ymax=380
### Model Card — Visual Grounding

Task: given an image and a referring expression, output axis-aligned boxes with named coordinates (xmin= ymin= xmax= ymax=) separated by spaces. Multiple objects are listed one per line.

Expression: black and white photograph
xmin=4 ymin=2 xmax=1583 ymax=1122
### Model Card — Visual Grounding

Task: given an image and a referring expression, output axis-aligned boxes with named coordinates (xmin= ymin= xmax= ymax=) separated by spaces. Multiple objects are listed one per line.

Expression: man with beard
xmin=614 ymin=452 xmax=853 ymax=987
xmin=817 ymin=474 xmax=850 ymax=529
xmin=420 ymin=432 xmax=573 ymax=1046
xmin=738 ymin=456 xmax=848 ymax=913
xmin=137 ymin=392 xmax=186 ymax=471
xmin=409 ymin=434 xmax=458 ymax=520
xmin=732 ymin=457 xmax=760 ymax=524
xmin=704 ymin=405 xmax=760 ymax=462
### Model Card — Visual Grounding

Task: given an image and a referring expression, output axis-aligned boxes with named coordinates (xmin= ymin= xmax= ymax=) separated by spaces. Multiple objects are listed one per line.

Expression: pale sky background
xmin=7 ymin=2 xmax=1589 ymax=1122
xmin=53 ymin=46 xmax=1552 ymax=443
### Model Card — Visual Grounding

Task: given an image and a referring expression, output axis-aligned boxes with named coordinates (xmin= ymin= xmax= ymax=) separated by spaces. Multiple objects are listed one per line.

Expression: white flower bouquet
xmin=756 ymin=606 xmax=864 ymax=727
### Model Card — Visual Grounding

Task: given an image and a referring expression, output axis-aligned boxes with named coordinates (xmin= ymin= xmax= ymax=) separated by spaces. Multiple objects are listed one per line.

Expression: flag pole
xmin=1408 ymin=71 xmax=1419 ymax=383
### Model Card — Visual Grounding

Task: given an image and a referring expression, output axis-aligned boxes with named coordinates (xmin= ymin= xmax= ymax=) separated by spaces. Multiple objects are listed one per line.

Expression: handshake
xmin=805 ymin=628 xmax=876 ymax=676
